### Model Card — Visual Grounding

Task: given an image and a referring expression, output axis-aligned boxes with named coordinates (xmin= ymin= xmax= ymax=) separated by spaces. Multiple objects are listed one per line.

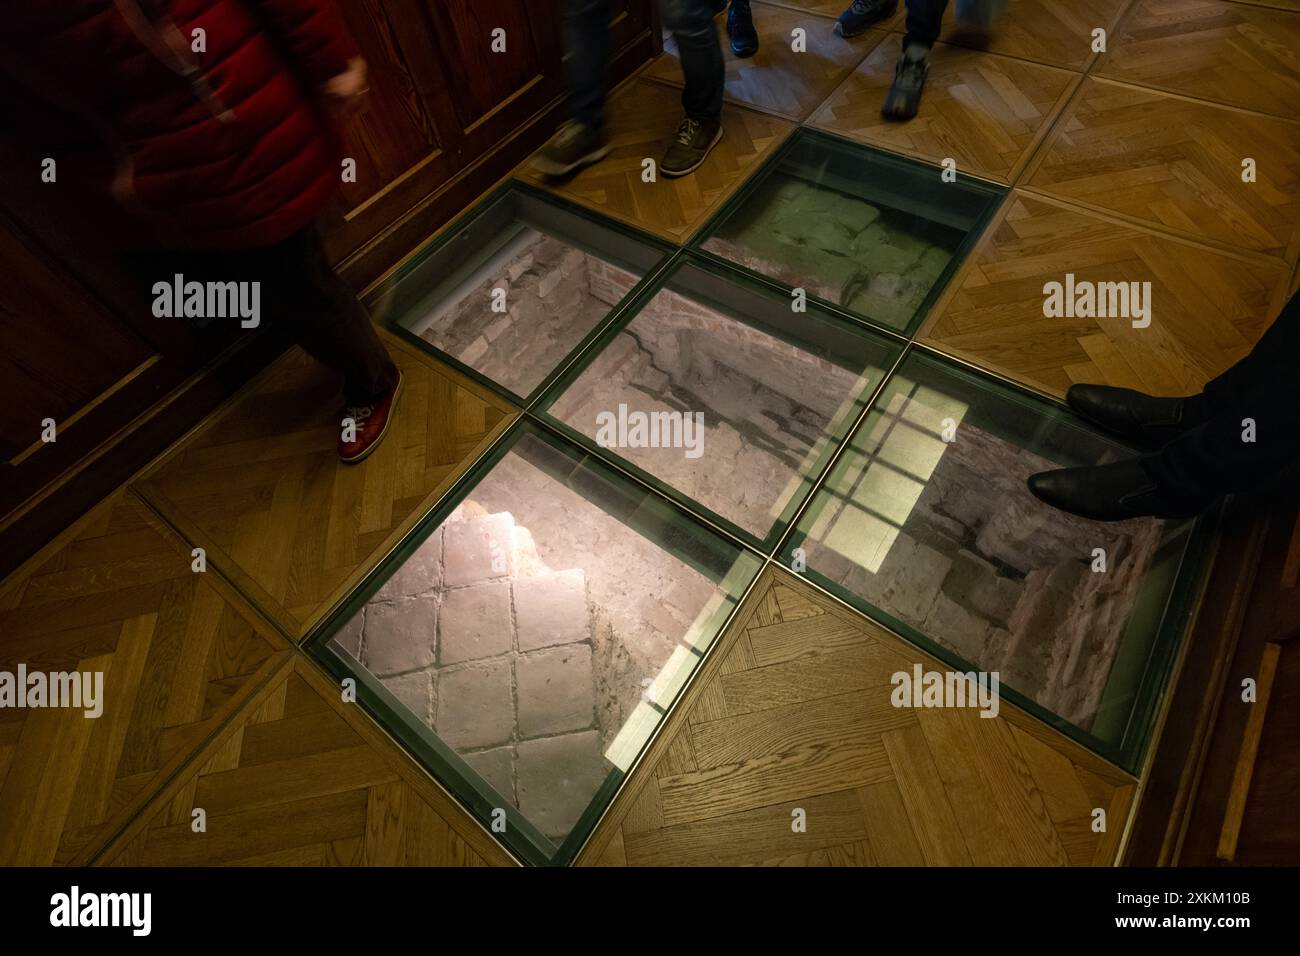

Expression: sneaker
xmin=661 ymin=117 xmax=722 ymax=178
xmin=338 ymin=371 xmax=403 ymax=464
xmin=728 ymin=0 xmax=759 ymax=57
xmin=529 ymin=120 xmax=610 ymax=177
xmin=882 ymin=45 xmax=930 ymax=121
xmin=834 ymin=0 xmax=899 ymax=38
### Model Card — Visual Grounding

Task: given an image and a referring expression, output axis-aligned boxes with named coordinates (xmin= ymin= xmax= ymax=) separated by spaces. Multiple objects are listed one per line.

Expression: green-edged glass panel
xmin=697 ymin=130 xmax=1003 ymax=333
xmin=367 ymin=183 xmax=669 ymax=401
xmin=311 ymin=421 xmax=761 ymax=864
xmin=780 ymin=351 xmax=1197 ymax=767
xmin=543 ymin=257 xmax=902 ymax=549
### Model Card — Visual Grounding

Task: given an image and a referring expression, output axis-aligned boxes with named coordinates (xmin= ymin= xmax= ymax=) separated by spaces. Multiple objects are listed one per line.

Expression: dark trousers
xmin=1145 ymin=288 xmax=1300 ymax=499
xmin=565 ymin=0 xmax=724 ymax=127
xmin=903 ymin=0 xmax=949 ymax=49
xmin=136 ymin=228 xmax=397 ymax=407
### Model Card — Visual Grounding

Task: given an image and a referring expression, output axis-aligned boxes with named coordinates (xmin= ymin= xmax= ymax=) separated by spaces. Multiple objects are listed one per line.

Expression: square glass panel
xmin=543 ymin=259 xmax=902 ymax=548
xmin=780 ymin=352 xmax=1196 ymax=767
xmin=697 ymin=131 xmax=1004 ymax=333
xmin=367 ymin=184 xmax=668 ymax=401
xmin=312 ymin=422 xmax=762 ymax=864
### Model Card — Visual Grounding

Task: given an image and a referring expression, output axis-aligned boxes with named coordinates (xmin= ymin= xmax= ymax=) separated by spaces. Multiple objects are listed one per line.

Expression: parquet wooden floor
xmin=1096 ymin=0 xmax=1300 ymax=119
xmin=100 ymin=658 xmax=513 ymax=866
xmin=135 ymin=333 xmax=516 ymax=641
xmin=810 ymin=36 xmax=1078 ymax=182
xmin=645 ymin=2 xmax=877 ymax=121
xmin=580 ymin=568 xmax=1134 ymax=867
xmin=918 ymin=192 xmax=1291 ymax=398
xmin=1025 ymin=78 xmax=1300 ymax=263
xmin=764 ymin=0 xmax=905 ymax=27
xmin=925 ymin=0 xmax=1131 ymax=70
xmin=520 ymin=79 xmax=794 ymax=242
xmin=0 ymin=490 xmax=286 ymax=865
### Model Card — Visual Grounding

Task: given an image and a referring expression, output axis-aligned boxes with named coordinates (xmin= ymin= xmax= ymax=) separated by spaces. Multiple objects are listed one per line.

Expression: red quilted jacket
xmin=0 ymin=0 xmax=358 ymax=249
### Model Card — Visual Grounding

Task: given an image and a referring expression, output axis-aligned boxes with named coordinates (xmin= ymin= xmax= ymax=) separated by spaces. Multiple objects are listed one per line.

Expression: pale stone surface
xmin=374 ymin=529 xmax=442 ymax=601
xmin=361 ymin=597 xmax=437 ymax=676
xmin=438 ymin=581 xmax=512 ymax=664
xmin=380 ymin=671 xmax=435 ymax=727
xmin=514 ymin=569 xmax=590 ymax=651
xmin=515 ymin=731 xmax=610 ymax=840
xmin=442 ymin=513 xmax=515 ymax=586
xmin=516 ymin=644 xmax=595 ymax=738
xmin=435 ymin=660 xmax=515 ymax=750
xmin=331 ymin=609 xmax=365 ymax=660
xmin=462 ymin=746 xmax=515 ymax=804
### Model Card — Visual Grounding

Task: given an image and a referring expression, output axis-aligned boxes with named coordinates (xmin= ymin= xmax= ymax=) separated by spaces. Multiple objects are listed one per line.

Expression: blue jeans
xmin=564 ymin=0 xmax=724 ymax=128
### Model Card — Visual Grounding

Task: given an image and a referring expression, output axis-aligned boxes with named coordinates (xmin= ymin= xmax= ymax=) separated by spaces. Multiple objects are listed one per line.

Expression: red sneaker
xmin=338 ymin=371 xmax=403 ymax=464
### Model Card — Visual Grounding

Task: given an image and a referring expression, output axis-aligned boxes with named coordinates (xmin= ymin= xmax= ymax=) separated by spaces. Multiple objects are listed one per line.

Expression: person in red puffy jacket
xmin=0 ymin=0 xmax=400 ymax=463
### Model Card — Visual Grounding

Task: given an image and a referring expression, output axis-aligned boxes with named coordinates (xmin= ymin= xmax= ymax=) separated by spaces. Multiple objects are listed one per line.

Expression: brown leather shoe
xmin=339 ymin=371 xmax=403 ymax=464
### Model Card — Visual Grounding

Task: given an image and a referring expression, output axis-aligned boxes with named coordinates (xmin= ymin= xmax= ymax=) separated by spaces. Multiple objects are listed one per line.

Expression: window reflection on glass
xmin=787 ymin=355 xmax=1187 ymax=747
xmin=325 ymin=426 xmax=760 ymax=859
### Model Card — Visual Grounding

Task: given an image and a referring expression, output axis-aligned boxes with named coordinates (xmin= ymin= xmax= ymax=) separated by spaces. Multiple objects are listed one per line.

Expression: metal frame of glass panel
xmin=304 ymin=417 xmax=764 ymax=866
xmin=690 ymin=127 xmax=1006 ymax=337
xmin=298 ymin=158 xmax=1219 ymax=863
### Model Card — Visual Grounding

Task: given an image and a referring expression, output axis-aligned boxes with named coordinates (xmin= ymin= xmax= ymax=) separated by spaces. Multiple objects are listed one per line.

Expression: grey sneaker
xmin=882 ymin=45 xmax=930 ymax=121
xmin=660 ymin=117 xmax=722 ymax=178
xmin=530 ymin=120 xmax=610 ymax=177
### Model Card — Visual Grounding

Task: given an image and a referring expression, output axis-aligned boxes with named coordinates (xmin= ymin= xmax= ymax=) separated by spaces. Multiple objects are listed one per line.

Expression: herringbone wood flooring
xmin=135 ymin=334 xmax=516 ymax=640
xmin=929 ymin=0 xmax=1131 ymax=70
xmin=1096 ymin=0 xmax=1300 ymax=118
xmin=581 ymin=569 xmax=1134 ymax=867
xmin=646 ymin=2 xmax=876 ymax=120
xmin=811 ymin=36 xmax=1078 ymax=182
xmin=1026 ymin=78 xmax=1300 ymax=262
xmin=520 ymin=79 xmax=794 ymax=241
xmin=0 ymin=490 xmax=285 ymax=866
xmin=919 ymin=192 xmax=1291 ymax=398
xmin=100 ymin=659 xmax=512 ymax=866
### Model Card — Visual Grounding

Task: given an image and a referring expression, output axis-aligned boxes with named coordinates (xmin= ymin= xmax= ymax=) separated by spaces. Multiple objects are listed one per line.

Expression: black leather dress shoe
xmin=1066 ymin=384 xmax=1196 ymax=447
xmin=728 ymin=0 xmax=759 ymax=57
xmin=1027 ymin=458 xmax=1210 ymax=522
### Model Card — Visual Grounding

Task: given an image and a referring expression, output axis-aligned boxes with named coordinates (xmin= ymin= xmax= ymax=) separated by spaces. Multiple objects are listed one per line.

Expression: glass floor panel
xmin=366 ymin=184 xmax=669 ymax=402
xmin=311 ymin=422 xmax=762 ymax=865
xmin=779 ymin=351 xmax=1198 ymax=769
xmin=542 ymin=258 xmax=903 ymax=548
xmin=696 ymin=130 xmax=1004 ymax=334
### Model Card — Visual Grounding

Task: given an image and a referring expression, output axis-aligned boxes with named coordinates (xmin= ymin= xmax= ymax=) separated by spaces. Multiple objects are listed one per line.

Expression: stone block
xmin=374 ymin=529 xmax=442 ymax=601
xmin=514 ymin=569 xmax=590 ymax=651
xmin=380 ymin=670 xmax=434 ymax=726
xmin=331 ymin=609 xmax=364 ymax=660
xmin=436 ymin=659 xmax=514 ymax=750
xmin=443 ymin=512 xmax=514 ymax=586
xmin=516 ymin=644 xmax=595 ymax=738
xmin=515 ymin=730 xmax=609 ymax=840
xmin=941 ymin=549 xmax=1020 ymax=623
xmin=361 ymin=596 xmax=437 ymax=676
xmin=462 ymin=746 xmax=515 ymax=805
xmin=439 ymin=581 xmax=513 ymax=665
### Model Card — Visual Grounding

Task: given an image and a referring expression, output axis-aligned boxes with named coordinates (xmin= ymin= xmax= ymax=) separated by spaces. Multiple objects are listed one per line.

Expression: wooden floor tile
xmin=646 ymin=2 xmax=876 ymax=120
xmin=810 ymin=37 xmax=1078 ymax=182
xmin=1026 ymin=78 xmax=1300 ymax=262
xmin=0 ymin=491 xmax=284 ymax=865
xmin=100 ymin=659 xmax=512 ymax=866
xmin=1096 ymin=0 xmax=1300 ymax=118
xmin=579 ymin=567 xmax=1135 ymax=867
xmin=921 ymin=192 xmax=1290 ymax=398
xmin=765 ymin=0 xmax=906 ymax=29
xmin=929 ymin=0 xmax=1130 ymax=70
xmin=134 ymin=333 xmax=516 ymax=639
xmin=520 ymin=79 xmax=794 ymax=242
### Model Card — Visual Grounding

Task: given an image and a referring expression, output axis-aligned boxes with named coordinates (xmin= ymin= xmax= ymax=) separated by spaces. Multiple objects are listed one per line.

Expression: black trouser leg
xmin=565 ymin=0 xmax=611 ymax=129
xmin=660 ymin=0 xmax=725 ymax=122
xmin=902 ymin=0 xmax=949 ymax=49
